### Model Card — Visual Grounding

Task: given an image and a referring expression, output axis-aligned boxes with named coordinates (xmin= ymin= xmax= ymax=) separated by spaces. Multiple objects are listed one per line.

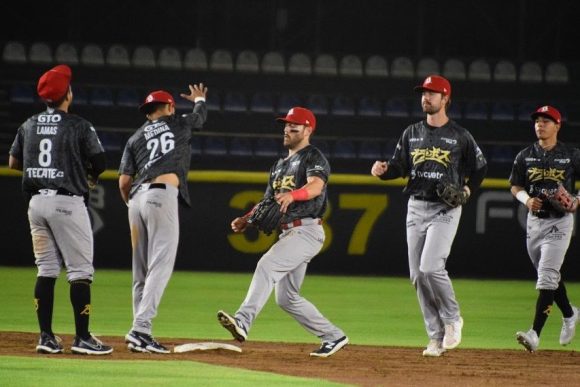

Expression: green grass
xmin=1 ymin=266 xmax=579 ymax=386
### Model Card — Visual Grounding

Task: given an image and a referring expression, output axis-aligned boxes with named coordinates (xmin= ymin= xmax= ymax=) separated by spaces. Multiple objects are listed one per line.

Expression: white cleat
xmin=422 ymin=339 xmax=446 ymax=357
xmin=443 ymin=317 xmax=463 ymax=350
xmin=516 ymin=329 xmax=539 ymax=352
xmin=560 ymin=306 xmax=579 ymax=346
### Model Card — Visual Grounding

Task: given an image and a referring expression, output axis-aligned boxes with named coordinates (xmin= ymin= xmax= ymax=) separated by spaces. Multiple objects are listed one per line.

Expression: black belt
xmin=533 ymin=211 xmax=564 ymax=219
xmin=30 ymin=188 xmax=78 ymax=197
xmin=412 ymin=195 xmax=439 ymax=202
xmin=148 ymin=183 xmax=166 ymax=190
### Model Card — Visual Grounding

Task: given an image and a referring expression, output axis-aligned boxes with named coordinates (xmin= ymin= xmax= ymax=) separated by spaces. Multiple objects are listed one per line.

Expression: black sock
xmin=532 ymin=289 xmax=555 ymax=337
xmin=554 ymin=281 xmax=574 ymax=318
xmin=34 ymin=277 xmax=56 ymax=335
xmin=70 ymin=280 xmax=91 ymax=339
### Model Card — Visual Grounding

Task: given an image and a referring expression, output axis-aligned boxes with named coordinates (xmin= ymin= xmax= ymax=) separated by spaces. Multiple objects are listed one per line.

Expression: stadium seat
xmin=306 ymin=94 xmax=328 ymax=115
xmin=490 ymin=101 xmax=515 ymax=121
xmin=464 ymin=101 xmax=488 ymax=120
xmin=339 ymin=54 xmax=363 ymax=77
xmin=203 ymin=137 xmax=228 ymax=156
xmin=106 ymin=44 xmax=131 ymax=67
xmin=235 ymin=50 xmax=260 ymax=73
xmin=519 ymin=61 xmax=542 ymax=83
xmin=358 ymin=96 xmax=382 ymax=117
xmin=358 ymin=140 xmax=383 ymax=160
xmin=545 ymin=61 xmax=569 ymax=84
xmin=517 ymin=102 xmax=539 ymax=121
xmin=333 ymin=139 xmax=357 ymax=159
xmin=416 ymin=57 xmax=440 ymax=79
xmin=2 ymin=41 xmax=27 ymax=63
xmin=116 ymin=88 xmax=140 ymax=107
xmin=72 ymin=86 xmax=89 ymax=105
xmin=313 ymin=53 xmax=338 ymax=76
xmin=10 ymin=84 xmax=35 ymax=103
xmin=205 ymin=92 xmax=221 ymax=111
xmin=158 ymin=47 xmax=182 ymax=70
xmin=229 ymin=137 xmax=253 ymax=157
xmin=277 ymin=93 xmax=302 ymax=114
xmin=223 ymin=91 xmax=247 ymax=112
xmin=28 ymin=42 xmax=53 ymax=64
xmin=442 ymin=58 xmax=466 ymax=80
xmin=364 ymin=55 xmax=389 ymax=77
xmin=132 ymin=46 xmax=156 ymax=68
xmin=89 ymin=87 xmax=114 ymax=106
xmin=467 ymin=59 xmax=491 ymax=81
xmin=261 ymin=51 xmax=286 ymax=74
xmin=493 ymin=60 xmax=517 ymax=82
xmin=209 ymin=49 xmax=234 ymax=72
xmin=390 ymin=56 xmax=414 ymax=78
xmin=54 ymin=43 xmax=79 ymax=65
xmin=183 ymin=48 xmax=208 ymax=71
xmin=288 ymin=52 xmax=312 ymax=75
xmin=250 ymin=92 xmax=275 ymax=113
xmin=80 ymin=44 xmax=105 ymax=66
xmin=384 ymin=98 xmax=410 ymax=117
xmin=330 ymin=95 xmax=355 ymax=116
xmin=254 ymin=138 xmax=281 ymax=157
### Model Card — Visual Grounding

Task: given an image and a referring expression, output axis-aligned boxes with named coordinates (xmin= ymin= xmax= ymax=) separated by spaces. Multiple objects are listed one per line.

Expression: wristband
xmin=290 ymin=188 xmax=309 ymax=201
xmin=516 ymin=190 xmax=530 ymax=205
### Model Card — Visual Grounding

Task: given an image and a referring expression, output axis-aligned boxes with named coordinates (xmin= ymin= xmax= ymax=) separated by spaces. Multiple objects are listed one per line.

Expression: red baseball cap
xmin=37 ymin=64 xmax=72 ymax=102
xmin=276 ymin=107 xmax=317 ymax=131
xmin=531 ymin=105 xmax=561 ymax=124
xmin=139 ymin=90 xmax=175 ymax=113
xmin=414 ymin=75 xmax=451 ymax=96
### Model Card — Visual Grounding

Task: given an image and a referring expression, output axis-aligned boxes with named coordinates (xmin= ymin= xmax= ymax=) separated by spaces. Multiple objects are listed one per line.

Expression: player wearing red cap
xmin=371 ymin=75 xmax=487 ymax=357
xmin=217 ymin=107 xmax=348 ymax=358
xmin=118 ymin=84 xmax=208 ymax=353
xmin=510 ymin=105 xmax=580 ymax=352
xmin=9 ymin=64 xmax=112 ymax=355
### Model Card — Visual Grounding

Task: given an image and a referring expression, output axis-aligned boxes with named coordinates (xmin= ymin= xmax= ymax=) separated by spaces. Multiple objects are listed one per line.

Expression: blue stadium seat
xmin=10 ymin=84 xmax=35 ymax=103
xmin=464 ymin=101 xmax=488 ymax=120
xmin=254 ymin=138 xmax=280 ymax=157
xmin=358 ymin=140 xmax=383 ymax=160
xmin=229 ymin=137 xmax=253 ymax=156
xmin=203 ymin=137 xmax=228 ymax=156
xmin=517 ymin=102 xmax=538 ymax=121
xmin=384 ymin=98 xmax=410 ymax=118
xmin=330 ymin=95 xmax=355 ymax=116
xmin=490 ymin=101 xmax=515 ymax=121
xmin=277 ymin=93 xmax=302 ymax=114
xmin=333 ymin=139 xmax=357 ymax=159
xmin=117 ymin=88 xmax=140 ymax=108
xmin=250 ymin=92 xmax=275 ymax=113
xmin=89 ymin=87 xmax=114 ymax=106
xmin=223 ymin=91 xmax=247 ymax=112
xmin=358 ymin=96 xmax=382 ymax=117
xmin=306 ymin=94 xmax=329 ymax=115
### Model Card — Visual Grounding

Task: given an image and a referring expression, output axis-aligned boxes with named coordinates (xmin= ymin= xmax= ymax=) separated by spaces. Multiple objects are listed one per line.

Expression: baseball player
xmin=118 ymin=83 xmax=208 ymax=354
xmin=217 ymin=107 xmax=349 ymax=358
xmin=371 ymin=75 xmax=487 ymax=357
xmin=510 ymin=105 xmax=580 ymax=352
xmin=9 ymin=64 xmax=112 ymax=355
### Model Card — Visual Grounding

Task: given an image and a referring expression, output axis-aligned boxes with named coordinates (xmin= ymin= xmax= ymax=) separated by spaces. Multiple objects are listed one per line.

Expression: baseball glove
xmin=246 ymin=196 xmax=283 ymax=235
xmin=436 ymin=182 xmax=469 ymax=208
xmin=548 ymin=184 xmax=578 ymax=213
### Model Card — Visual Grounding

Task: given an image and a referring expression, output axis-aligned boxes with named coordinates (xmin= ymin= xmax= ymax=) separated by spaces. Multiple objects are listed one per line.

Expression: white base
xmin=173 ymin=342 xmax=242 ymax=353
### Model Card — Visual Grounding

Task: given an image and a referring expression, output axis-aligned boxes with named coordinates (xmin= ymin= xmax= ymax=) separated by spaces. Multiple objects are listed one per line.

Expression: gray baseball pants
xmin=128 ymin=184 xmax=179 ymax=335
xmin=406 ymin=197 xmax=462 ymax=340
xmin=235 ymin=222 xmax=345 ymax=342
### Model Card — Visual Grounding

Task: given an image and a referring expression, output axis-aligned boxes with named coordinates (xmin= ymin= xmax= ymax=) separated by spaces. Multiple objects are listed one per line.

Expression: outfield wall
xmin=1 ymin=168 xmax=578 ymax=280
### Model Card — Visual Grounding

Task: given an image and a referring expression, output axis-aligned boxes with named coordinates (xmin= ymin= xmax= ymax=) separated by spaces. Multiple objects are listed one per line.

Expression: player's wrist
xmin=290 ymin=188 xmax=309 ymax=201
xmin=516 ymin=190 xmax=531 ymax=206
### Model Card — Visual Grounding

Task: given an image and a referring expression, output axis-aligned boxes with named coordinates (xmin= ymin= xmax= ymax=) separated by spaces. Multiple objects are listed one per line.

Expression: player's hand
xmin=231 ymin=217 xmax=249 ymax=233
xmin=371 ymin=161 xmax=388 ymax=177
xmin=275 ymin=192 xmax=294 ymax=214
xmin=463 ymin=185 xmax=471 ymax=198
xmin=180 ymin=83 xmax=208 ymax=102
xmin=527 ymin=197 xmax=543 ymax=212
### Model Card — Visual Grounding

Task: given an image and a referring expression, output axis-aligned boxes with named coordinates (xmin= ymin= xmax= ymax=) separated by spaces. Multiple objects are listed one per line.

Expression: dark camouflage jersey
xmin=264 ymin=145 xmax=330 ymax=222
xmin=118 ymin=101 xmax=207 ymax=207
xmin=509 ymin=141 xmax=580 ymax=214
xmin=389 ymin=120 xmax=487 ymax=197
xmin=10 ymin=108 xmax=105 ymax=195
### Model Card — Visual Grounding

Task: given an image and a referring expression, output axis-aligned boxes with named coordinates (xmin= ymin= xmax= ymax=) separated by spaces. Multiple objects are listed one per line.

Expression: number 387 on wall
xmin=227 ymin=191 xmax=388 ymax=255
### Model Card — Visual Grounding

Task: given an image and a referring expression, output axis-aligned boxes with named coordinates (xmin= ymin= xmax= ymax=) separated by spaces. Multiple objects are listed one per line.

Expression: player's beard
xmin=422 ymin=101 xmax=443 ymax=115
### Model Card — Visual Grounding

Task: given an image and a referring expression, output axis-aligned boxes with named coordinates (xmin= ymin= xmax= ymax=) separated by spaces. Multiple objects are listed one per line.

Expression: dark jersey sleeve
xmin=80 ymin=121 xmax=105 ymax=158
xmin=9 ymin=125 xmax=25 ymax=160
xmin=179 ymin=101 xmax=207 ymax=132
xmin=509 ymin=150 xmax=527 ymax=187
xmin=464 ymin=131 xmax=487 ymax=171
xmin=305 ymin=149 xmax=330 ymax=183
xmin=118 ymin=138 xmax=137 ymax=176
xmin=382 ymin=128 xmax=409 ymax=179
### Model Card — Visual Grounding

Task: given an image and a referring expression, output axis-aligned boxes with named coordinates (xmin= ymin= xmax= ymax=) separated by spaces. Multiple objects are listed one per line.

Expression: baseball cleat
xmin=217 ymin=310 xmax=247 ymax=342
xmin=443 ymin=317 xmax=463 ymax=350
xmin=422 ymin=339 xmax=446 ymax=357
xmin=560 ymin=306 xmax=579 ymax=345
xmin=310 ymin=336 xmax=349 ymax=358
xmin=125 ymin=330 xmax=170 ymax=354
xmin=71 ymin=334 xmax=113 ymax=355
xmin=36 ymin=331 xmax=63 ymax=354
xmin=516 ymin=329 xmax=539 ymax=352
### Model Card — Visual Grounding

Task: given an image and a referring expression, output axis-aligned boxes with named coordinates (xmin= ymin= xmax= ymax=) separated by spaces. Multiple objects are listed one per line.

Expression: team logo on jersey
xmin=273 ymin=175 xmax=296 ymax=191
xmin=440 ymin=137 xmax=457 ymax=145
xmin=527 ymin=167 xmax=565 ymax=182
xmin=410 ymin=147 xmax=451 ymax=167
xmin=554 ymin=158 xmax=571 ymax=164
